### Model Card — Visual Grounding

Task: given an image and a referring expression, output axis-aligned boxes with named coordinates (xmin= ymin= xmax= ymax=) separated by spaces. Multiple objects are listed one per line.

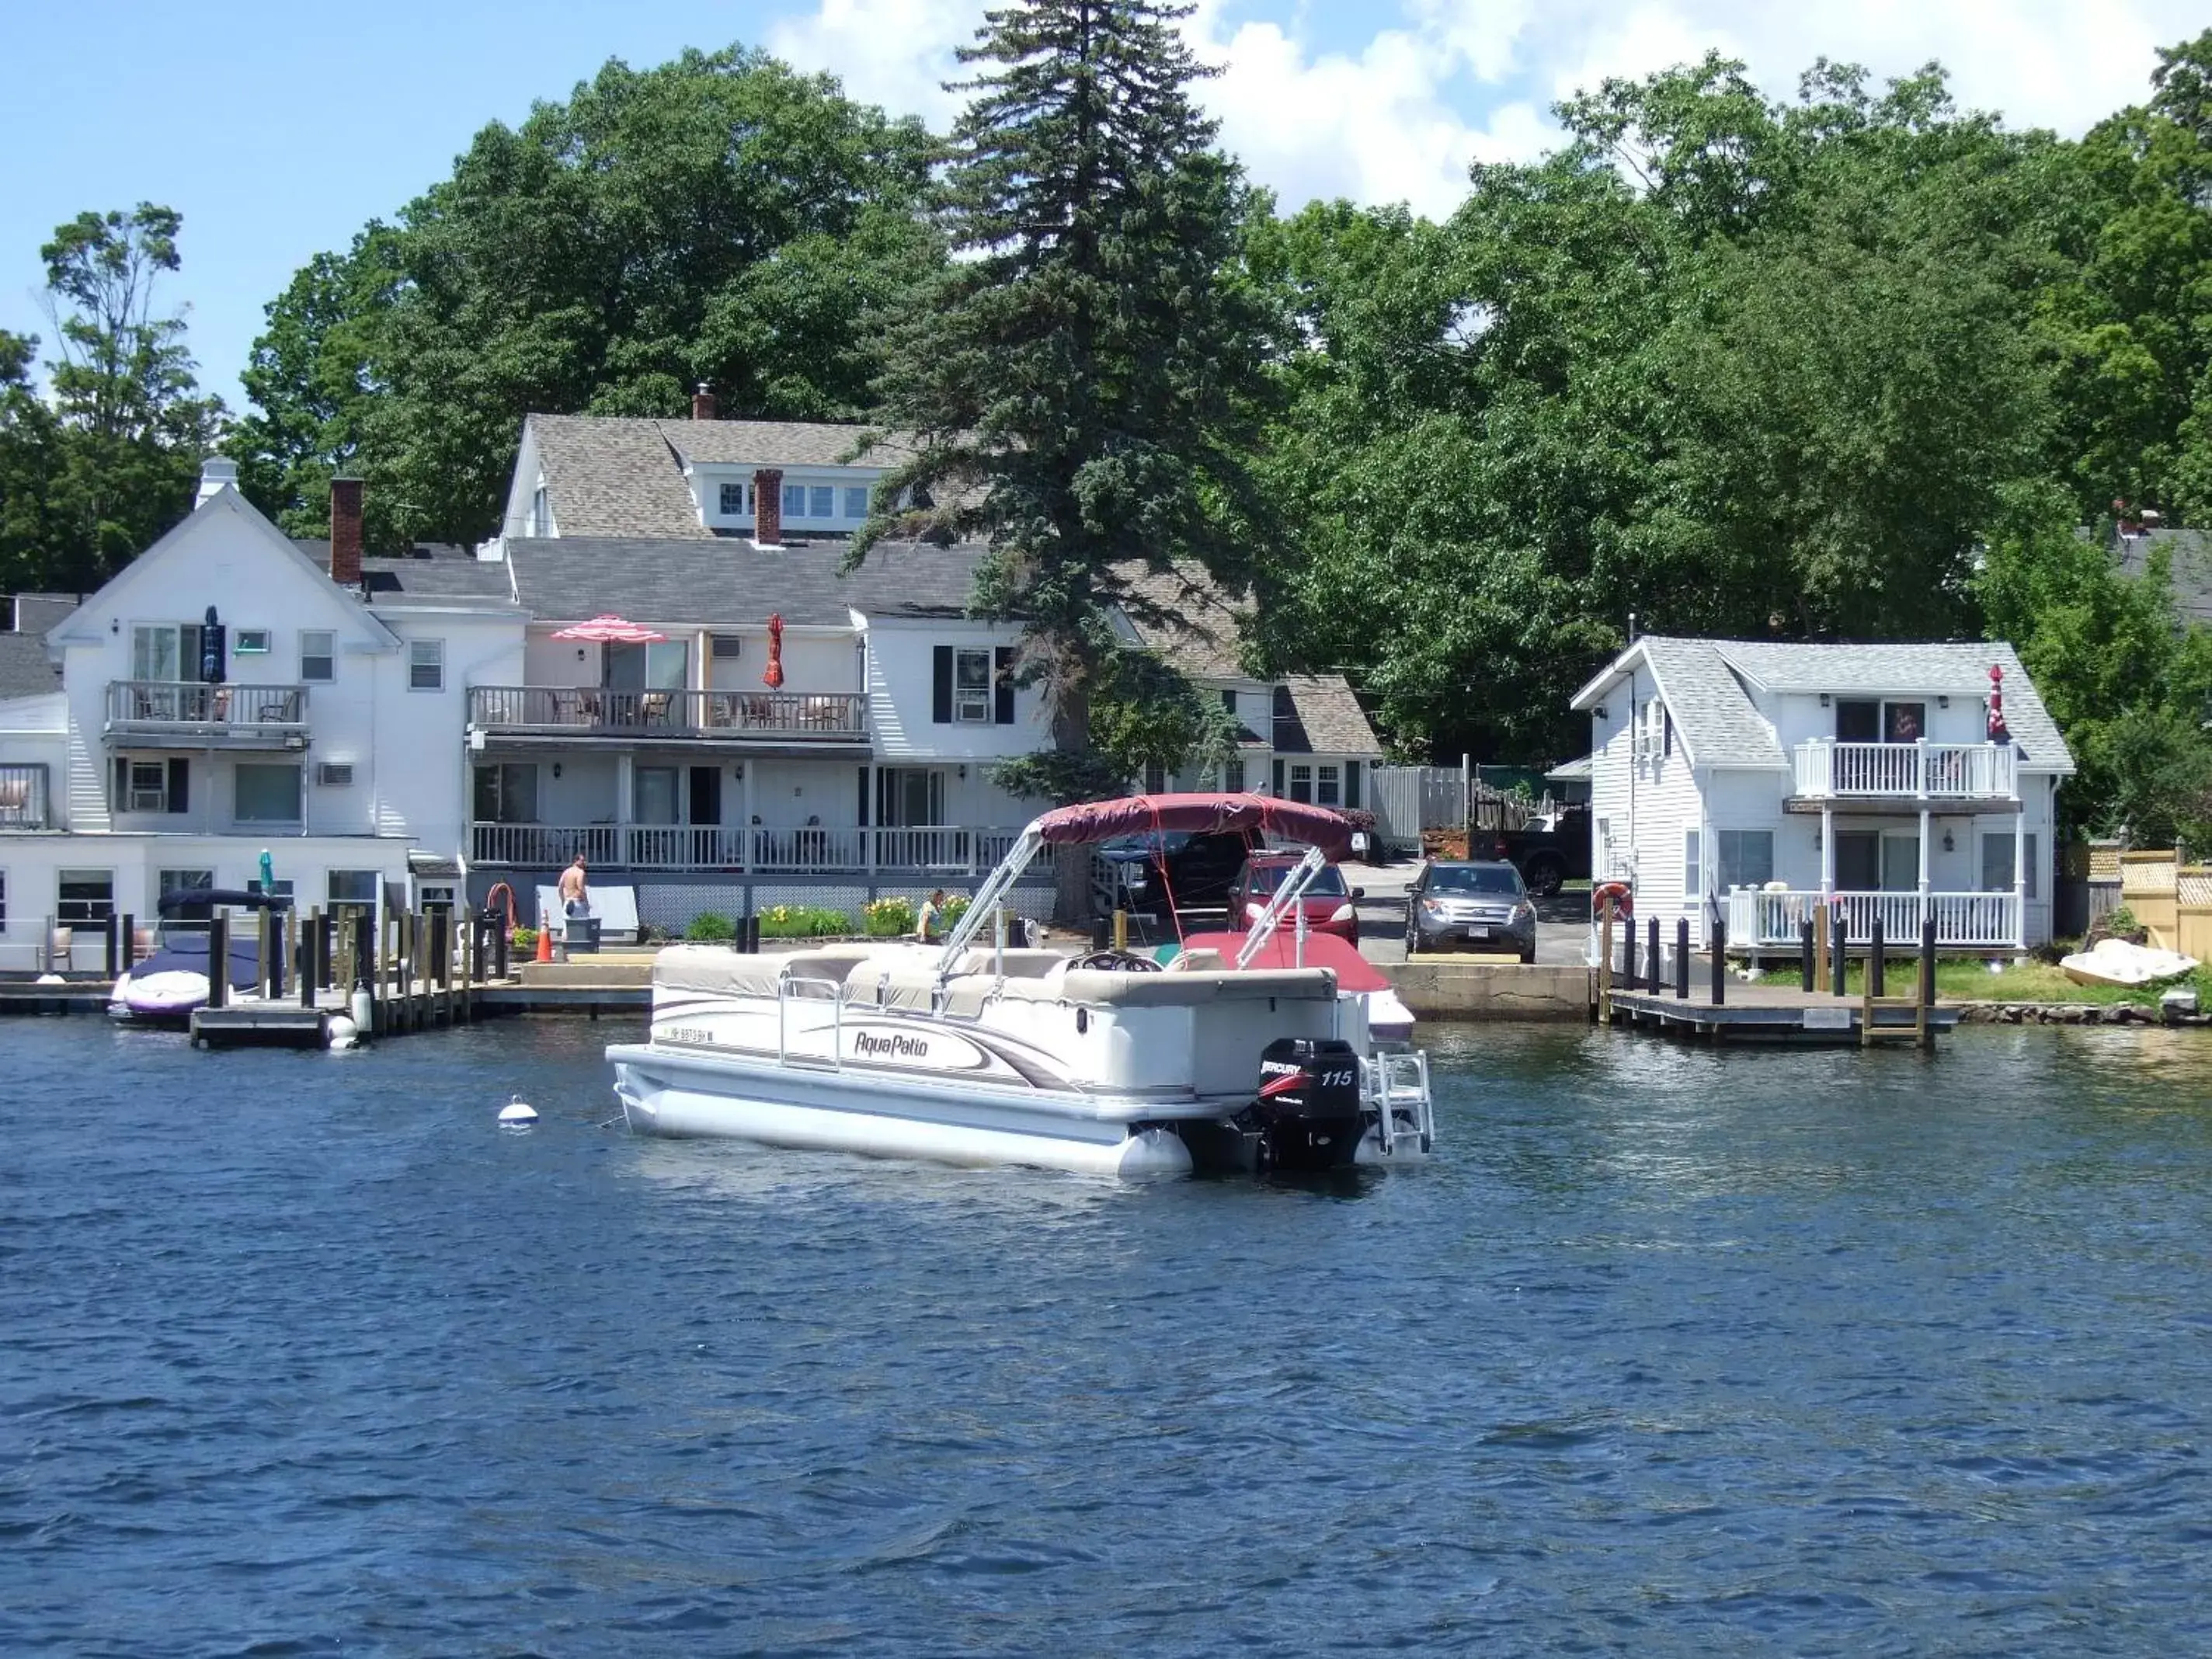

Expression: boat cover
xmin=1180 ymin=930 xmax=1390 ymax=993
xmin=126 ymin=933 xmax=263 ymax=989
xmin=1035 ymin=793 xmax=1355 ymax=862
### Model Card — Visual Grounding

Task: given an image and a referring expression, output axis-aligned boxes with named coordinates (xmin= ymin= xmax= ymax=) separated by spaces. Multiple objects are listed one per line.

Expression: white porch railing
xmin=1725 ymin=887 xmax=2021 ymax=949
xmin=469 ymin=823 xmax=1024 ymax=875
xmin=1791 ymin=740 xmax=2016 ymax=801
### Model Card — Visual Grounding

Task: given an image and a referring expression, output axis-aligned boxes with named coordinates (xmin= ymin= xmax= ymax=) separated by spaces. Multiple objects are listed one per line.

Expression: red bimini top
xmin=1033 ymin=792 xmax=1356 ymax=864
xmin=1181 ymin=930 xmax=1389 ymax=993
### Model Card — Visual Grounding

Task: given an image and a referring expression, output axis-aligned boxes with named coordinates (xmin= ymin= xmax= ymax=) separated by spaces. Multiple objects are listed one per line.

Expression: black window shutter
xmin=167 ymin=757 xmax=190 ymax=815
xmin=111 ymin=756 xmax=126 ymax=809
xmin=993 ymin=647 xmax=1015 ymax=724
xmin=931 ymin=646 xmax=953 ymax=724
xmin=856 ymin=767 xmax=870 ymax=826
xmin=1271 ymin=759 xmax=1285 ymax=796
xmin=1344 ymin=761 xmax=1362 ymax=810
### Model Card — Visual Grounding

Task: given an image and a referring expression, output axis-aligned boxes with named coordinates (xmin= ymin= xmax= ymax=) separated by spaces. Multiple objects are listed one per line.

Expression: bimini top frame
xmin=936 ymin=791 xmax=1359 ymax=974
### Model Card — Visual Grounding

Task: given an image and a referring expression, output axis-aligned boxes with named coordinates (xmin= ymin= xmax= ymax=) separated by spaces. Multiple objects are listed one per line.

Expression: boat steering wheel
xmin=1071 ymin=949 xmax=1163 ymax=973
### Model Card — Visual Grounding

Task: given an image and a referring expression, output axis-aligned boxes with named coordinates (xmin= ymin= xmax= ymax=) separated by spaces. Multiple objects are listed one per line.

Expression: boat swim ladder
xmin=777 ymin=976 xmax=846 ymax=1069
xmin=1364 ymin=1049 xmax=1434 ymax=1155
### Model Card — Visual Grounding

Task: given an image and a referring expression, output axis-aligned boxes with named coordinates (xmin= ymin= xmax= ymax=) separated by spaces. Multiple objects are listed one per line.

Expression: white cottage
xmin=1572 ymin=637 xmax=2075 ymax=952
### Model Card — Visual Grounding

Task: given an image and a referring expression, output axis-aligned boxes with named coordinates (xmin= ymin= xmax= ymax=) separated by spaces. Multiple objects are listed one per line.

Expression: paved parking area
xmin=1348 ymin=857 xmax=1591 ymax=966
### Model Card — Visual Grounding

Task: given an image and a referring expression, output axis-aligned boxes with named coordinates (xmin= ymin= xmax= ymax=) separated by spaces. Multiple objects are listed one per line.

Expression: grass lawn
xmin=1751 ymin=957 xmax=2212 ymax=1007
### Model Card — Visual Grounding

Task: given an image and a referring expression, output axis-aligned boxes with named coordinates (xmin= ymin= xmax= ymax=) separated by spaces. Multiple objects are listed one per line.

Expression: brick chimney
xmin=753 ymin=468 xmax=783 ymax=548
xmin=329 ymin=475 xmax=364 ymax=585
xmin=692 ymin=382 xmax=718 ymax=421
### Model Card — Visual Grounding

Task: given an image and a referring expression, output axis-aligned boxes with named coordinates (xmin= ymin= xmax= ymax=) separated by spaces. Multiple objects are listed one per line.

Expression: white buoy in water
xmin=498 ymin=1097 xmax=539 ymax=1128
xmin=326 ymin=1014 xmax=359 ymax=1051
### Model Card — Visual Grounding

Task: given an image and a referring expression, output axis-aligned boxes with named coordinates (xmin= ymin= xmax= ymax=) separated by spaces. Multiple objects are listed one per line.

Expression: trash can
xmin=566 ymin=915 xmax=601 ymax=955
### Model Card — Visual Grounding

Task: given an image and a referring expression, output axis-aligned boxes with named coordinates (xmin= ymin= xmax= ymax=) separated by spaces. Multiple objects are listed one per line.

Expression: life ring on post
xmin=1592 ymin=880 xmax=1634 ymax=922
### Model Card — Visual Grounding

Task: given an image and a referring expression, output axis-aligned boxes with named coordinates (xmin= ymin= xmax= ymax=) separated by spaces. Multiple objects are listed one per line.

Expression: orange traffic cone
xmin=535 ymin=912 xmax=554 ymax=964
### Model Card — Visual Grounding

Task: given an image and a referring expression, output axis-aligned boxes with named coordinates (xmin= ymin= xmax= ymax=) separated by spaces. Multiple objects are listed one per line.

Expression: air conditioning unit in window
xmin=711 ymin=635 xmax=743 ymax=659
xmin=315 ymin=762 xmax=355 ymax=788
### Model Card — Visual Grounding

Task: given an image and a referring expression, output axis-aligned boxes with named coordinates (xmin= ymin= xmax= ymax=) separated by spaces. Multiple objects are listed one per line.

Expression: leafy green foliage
xmin=757 ymin=905 xmax=852 ymax=938
xmin=1974 ymin=481 xmax=2212 ymax=845
xmin=1 ymin=205 xmax=223 ymax=593
xmin=683 ymin=911 xmax=736 ymax=941
xmin=233 ymin=47 xmax=939 ymax=546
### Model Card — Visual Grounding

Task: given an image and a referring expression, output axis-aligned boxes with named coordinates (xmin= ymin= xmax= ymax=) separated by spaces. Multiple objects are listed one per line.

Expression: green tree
xmin=235 ymin=47 xmax=939 ymax=546
xmin=21 ymin=205 xmax=223 ymax=589
xmin=854 ymin=0 xmax=1275 ymax=915
xmin=1974 ymin=481 xmax=2212 ymax=845
xmin=0 ymin=330 xmax=65 ymax=595
xmin=1254 ymin=57 xmax=2061 ymax=762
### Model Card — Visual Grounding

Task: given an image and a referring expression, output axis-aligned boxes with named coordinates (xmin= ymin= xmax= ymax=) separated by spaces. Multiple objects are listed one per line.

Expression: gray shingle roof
xmin=1273 ymin=676 xmax=1382 ymax=757
xmin=1117 ymin=563 xmax=1250 ymax=680
xmin=530 ymin=416 xmax=707 ymax=540
xmin=504 ymin=535 xmax=989 ymax=627
xmin=0 ymin=633 xmax=61 ymax=699
xmin=527 ymin=415 xmax=927 ymax=542
xmin=358 ymin=552 xmax=519 ymax=605
xmin=1581 ymin=636 xmax=2074 ymax=772
xmin=11 ymin=593 xmax=79 ymax=635
xmin=2113 ymin=527 xmax=2212 ymax=626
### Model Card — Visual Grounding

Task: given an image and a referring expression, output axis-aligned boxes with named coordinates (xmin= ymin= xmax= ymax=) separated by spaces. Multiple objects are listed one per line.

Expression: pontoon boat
xmin=608 ymin=794 xmax=1435 ymax=1177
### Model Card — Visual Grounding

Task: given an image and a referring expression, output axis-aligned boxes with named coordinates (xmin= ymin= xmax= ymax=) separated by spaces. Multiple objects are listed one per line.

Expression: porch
xmin=468 ymin=822 xmax=1024 ymax=876
xmin=0 ymin=763 xmax=50 ymax=830
xmin=1789 ymin=739 xmax=2015 ymax=805
xmin=105 ymin=680 xmax=310 ymax=747
xmin=468 ymin=686 xmax=868 ymax=744
xmin=1727 ymin=888 xmax=2022 ymax=951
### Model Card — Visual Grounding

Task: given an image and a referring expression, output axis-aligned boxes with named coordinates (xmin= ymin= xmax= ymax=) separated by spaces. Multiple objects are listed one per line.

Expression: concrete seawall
xmin=1379 ymin=962 xmax=1595 ymax=1021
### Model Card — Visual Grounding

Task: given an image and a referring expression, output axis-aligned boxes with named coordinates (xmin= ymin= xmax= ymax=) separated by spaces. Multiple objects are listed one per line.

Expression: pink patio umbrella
xmin=551 ymin=614 xmax=667 ymax=643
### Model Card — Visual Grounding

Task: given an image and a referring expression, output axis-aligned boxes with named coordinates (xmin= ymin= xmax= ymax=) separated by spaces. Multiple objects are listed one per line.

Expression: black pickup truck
xmin=1487 ymin=807 xmax=1591 ymax=897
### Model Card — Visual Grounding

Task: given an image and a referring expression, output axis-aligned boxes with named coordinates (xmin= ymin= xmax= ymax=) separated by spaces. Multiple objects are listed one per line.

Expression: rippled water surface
xmin=5 ymin=1016 xmax=2212 ymax=1655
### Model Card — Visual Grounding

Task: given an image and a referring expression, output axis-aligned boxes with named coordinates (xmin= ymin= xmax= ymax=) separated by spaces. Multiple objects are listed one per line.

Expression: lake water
xmin=4 ymin=1015 xmax=2210 ymax=1656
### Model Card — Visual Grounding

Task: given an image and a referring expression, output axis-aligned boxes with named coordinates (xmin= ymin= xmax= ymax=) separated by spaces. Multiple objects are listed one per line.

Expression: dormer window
xmin=530 ymin=485 xmax=551 ymax=537
xmin=718 ymin=481 xmax=751 ymax=516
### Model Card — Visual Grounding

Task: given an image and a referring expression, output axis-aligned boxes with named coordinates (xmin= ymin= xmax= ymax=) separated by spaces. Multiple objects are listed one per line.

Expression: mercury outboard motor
xmin=1251 ymin=1036 xmax=1365 ymax=1171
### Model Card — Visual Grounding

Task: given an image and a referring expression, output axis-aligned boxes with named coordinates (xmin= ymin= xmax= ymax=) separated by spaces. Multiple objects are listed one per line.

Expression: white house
xmin=1571 ymin=637 xmax=2075 ymax=952
xmin=0 ymin=464 xmax=520 ymax=970
xmin=470 ymin=405 xmax=1382 ymax=927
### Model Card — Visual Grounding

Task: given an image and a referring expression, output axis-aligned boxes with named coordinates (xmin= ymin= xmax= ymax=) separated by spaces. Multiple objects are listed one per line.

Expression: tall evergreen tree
xmin=853 ymin=0 xmax=1274 ymax=912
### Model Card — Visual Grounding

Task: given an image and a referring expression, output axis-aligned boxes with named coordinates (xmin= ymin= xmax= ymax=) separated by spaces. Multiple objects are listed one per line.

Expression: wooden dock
xmin=1595 ymin=903 xmax=1951 ymax=1048
xmin=1605 ymin=980 xmax=1958 ymax=1045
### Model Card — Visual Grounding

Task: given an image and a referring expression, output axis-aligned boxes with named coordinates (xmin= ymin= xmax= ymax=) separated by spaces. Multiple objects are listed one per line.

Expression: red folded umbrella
xmin=763 ymin=613 xmax=784 ymax=689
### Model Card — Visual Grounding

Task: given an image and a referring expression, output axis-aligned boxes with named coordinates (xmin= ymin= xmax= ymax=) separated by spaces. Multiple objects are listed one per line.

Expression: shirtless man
xmin=558 ymin=855 xmax=590 ymax=917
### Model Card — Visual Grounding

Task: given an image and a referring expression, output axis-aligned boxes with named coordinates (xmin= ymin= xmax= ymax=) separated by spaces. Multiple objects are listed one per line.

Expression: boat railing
xmin=778 ymin=976 xmax=846 ymax=1069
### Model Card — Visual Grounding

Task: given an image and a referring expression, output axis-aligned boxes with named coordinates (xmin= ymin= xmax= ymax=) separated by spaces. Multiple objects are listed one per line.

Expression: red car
xmin=1230 ymin=854 xmax=1365 ymax=944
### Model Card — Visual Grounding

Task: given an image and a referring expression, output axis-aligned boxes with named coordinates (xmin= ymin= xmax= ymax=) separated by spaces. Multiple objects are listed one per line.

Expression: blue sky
xmin=3 ymin=0 xmax=2202 ymax=416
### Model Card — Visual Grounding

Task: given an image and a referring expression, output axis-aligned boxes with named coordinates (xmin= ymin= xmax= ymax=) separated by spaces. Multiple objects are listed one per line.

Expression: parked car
xmin=1102 ymin=830 xmax=1250 ymax=915
xmin=1230 ymin=853 xmax=1365 ymax=944
xmin=1492 ymin=805 xmax=1591 ymax=897
xmin=1407 ymin=860 xmax=1537 ymax=961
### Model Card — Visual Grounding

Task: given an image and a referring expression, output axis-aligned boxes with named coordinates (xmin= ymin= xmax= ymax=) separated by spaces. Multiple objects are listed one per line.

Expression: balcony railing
xmin=0 ymin=763 xmax=50 ymax=829
xmin=1726 ymin=887 xmax=2021 ymax=950
xmin=468 ymin=687 xmax=868 ymax=743
xmin=1791 ymin=739 xmax=2015 ymax=802
xmin=106 ymin=680 xmax=309 ymax=740
xmin=470 ymin=823 xmax=1024 ymax=874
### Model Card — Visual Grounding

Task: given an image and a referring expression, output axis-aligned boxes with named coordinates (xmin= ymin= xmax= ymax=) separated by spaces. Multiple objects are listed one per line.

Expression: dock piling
xmin=1869 ymin=918 xmax=1886 ymax=1000
xmin=1675 ymin=917 xmax=1690 ymax=1000
xmin=1709 ymin=910 xmax=1727 ymax=1006
xmin=1800 ymin=916 xmax=1815 ymax=992
xmin=1597 ymin=897 xmax=1615 ymax=1021
xmin=1645 ymin=916 xmax=1661 ymax=996
xmin=1918 ymin=920 xmax=1937 ymax=1049
xmin=207 ymin=913 xmax=228 ymax=1010
xmin=121 ymin=913 xmax=136 ymax=971
xmin=1829 ymin=903 xmax=1847 ymax=997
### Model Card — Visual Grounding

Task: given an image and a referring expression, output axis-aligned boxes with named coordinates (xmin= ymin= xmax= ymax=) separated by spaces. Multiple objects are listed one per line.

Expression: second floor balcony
xmin=469 ymin=686 xmax=868 ymax=746
xmin=105 ymin=680 xmax=310 ymax=748
xmin=1789 ymin=739 xmax=2016 ymax=805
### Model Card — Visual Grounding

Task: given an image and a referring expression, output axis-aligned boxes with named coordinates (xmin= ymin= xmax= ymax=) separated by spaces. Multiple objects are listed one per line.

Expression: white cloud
xmin=770 ymin=0 xmax=2212 ymax=221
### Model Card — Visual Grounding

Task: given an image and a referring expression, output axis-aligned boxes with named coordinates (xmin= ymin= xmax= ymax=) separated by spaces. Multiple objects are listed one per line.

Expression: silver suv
xmin=1405 ymin=860 xmax=1537 ymax=962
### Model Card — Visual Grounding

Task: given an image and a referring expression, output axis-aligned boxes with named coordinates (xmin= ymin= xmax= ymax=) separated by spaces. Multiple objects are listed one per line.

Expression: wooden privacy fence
xmin=2116 ymin=850 xmax=2212 ymax=957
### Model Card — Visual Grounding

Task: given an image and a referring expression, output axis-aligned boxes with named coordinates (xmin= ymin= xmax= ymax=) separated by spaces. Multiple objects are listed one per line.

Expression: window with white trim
xmin=1684 ymin=828 xmax=1702 ymax=898
xmin=1289 ymin=763 xmax=1314 ymax=804
xmin=1716 ymin=829 xmax=1773 ymax=891
xmin=234 ymin=628 xmax=270 ymax=656
xmin=329 ymin=870 xmax=380 ymax=908
xmin=954 ymin=648 xmax=992 ymax=722
xmin=809 ymin=485 xmax=834 ymax=519
xmin=782 ymin=482 xmax=805 ymax=518
xmin=300 ymin=630 xmax=335 ymax=683
xmin=1981 ymin=833 xmax=2038 ymax=899
xmin=235 ymin=763 xmax=304 ymax=823
xmin=719 ymin=481 xmax=750 ymax=516
xmin=843 ymin=485 xmax=868 ymax=518
xmin=57 ymin=869 xmax=114 ymax=925
xmin=408 ymin=638 xmax=444 ymax=691
xmin=1316 ymin=763 xmax=1341 ymax=806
